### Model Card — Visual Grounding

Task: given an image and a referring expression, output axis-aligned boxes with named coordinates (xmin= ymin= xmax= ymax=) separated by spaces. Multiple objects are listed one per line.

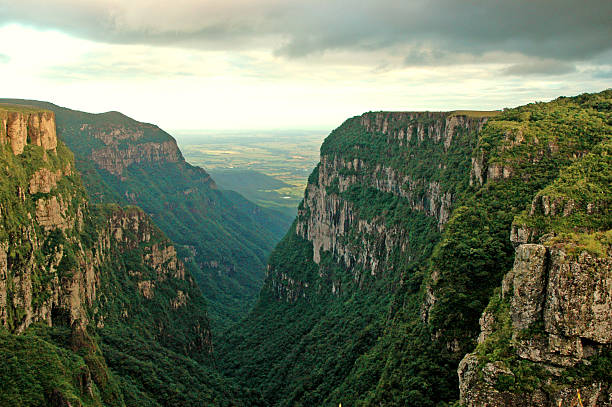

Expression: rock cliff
xmin=0 ymin=98 xmax=292 ymax=333
xmin=459 ymin=242 xmax=611 ymax=407
xmin=289 ymin=111 xmax=490 ymax=298
xmin=0 ymin=106 xmax=209 ymax=345
xmin=0 ymin=106 xmax=228 ymax=405
xmin=459 ymin=131 xmax=612 ymax=406
xmin=80 ymin=121 xmax=183 ymax=177
xmin=221 ymin=90 xmax=611 ymax=407
xmin=0 ymin=105 xmax=57 ymax=154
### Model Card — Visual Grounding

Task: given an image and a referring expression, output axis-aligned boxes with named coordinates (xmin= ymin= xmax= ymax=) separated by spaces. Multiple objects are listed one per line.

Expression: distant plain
xmin=176 ymin=130 xmax=327 ymax=217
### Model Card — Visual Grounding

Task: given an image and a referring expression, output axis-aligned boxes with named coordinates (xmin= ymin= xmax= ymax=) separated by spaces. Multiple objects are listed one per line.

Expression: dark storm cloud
xmin=1 ymin=0 xmax=611 ymax=67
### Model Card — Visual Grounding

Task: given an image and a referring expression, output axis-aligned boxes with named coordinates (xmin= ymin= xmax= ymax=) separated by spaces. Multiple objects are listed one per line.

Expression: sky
xmin=0 ymin=0 xmax=611 ymax=132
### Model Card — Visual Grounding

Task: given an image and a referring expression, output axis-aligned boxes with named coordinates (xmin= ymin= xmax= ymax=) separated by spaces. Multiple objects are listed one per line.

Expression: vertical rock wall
xmin=0 ymin=108 xmax=57 ymax=154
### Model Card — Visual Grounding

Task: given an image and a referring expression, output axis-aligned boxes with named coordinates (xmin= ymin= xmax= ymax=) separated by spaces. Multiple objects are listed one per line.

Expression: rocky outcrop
xmin=359 ymin=111 xmax=488 ymax=150
xmin=0 ymin=113 xmax=204 ymax=347
xmin=356 ymin=112 xmax=489 ymax=227
xmin=459 ymin=242 xmax=612 ymax=406
xmin=35 ymin=195 xmax=73 ymax=231
xmin=511 ymin=192 xmax=608 ymax=246
xmin=0 ymin=214 xmax=105 ymax=332
xmin=110 ymin=207 xmax=188 ymax=291
xmin=297 ymin=182 xmax=409 ymax=275
xmin=29 ymin=166 xmax=70 ymax=194
xmin=269 ymin=270 xmax=310 ymax=302
xmin=469 ymin=123 xmax=532 ymax=187
xmin=0 ymin=107 xmax=57 ymax=154
xmin=78 ymin=122 xmax=182 ymax=177
xmin=276 ymin=111 xmax=491 ymax=302
xmin=313 ymin=155 xmax=454 ymax=228
xmin=91 ymin=140 xmax=181 ymax=177
xmin=1 ymin=200 xmax=204 ymax=339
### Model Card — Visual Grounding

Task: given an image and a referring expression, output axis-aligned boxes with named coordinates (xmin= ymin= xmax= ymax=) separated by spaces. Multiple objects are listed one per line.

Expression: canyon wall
xmin=0 ymin=104 xmax=211 ymax=350
xmin=0 ymin=107 xmax=57 ymax=154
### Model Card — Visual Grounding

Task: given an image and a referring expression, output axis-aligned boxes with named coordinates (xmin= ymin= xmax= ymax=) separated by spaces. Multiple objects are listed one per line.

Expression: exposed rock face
xmin=27 ymin=111 xmax=58 ymax=151
xmin=80 ymin=122 xmax=182 ymax=176
xmin=459 ymin=243 xmax=612 ymax=406
xmin=470 ymin=126 xmax=529 ymax=187
xmin=0 ymin=108 xmax=57 ymax=154
xmin=91 ymin=140 xmax=181 ymax=177
xmin=110 ymin=207 xmax=188 ymax=286
xmin=0 ymin=207 xmax=99 ymax=332
xmin=269 ymin=269 xmax=310 ymax=302
xmin=283 ymin=111 xmax=488 ymax=302
xmin=297 ymin=181 xmax=410 ymax=274
xmin=35 ymin=195 xmax=73 ymax=231
xmin=0 ymin=113 xmax=210 ymax=356
xmin=511 ymin=191 xmax=607 ymax=247
xmin=544 ymin=248 xmax=612 ymax=345
xmin=359 ymin=111 xmax=488 ymax=151
xmin=29 ymin=166 xmax=69 ymax=194
xmin=356 ymin=112 xmax=489 ymax=228
xmin=0 ymin=106 xmax=89 ymax=330
xmin=510 ymin=244 xmax=548 ymax=331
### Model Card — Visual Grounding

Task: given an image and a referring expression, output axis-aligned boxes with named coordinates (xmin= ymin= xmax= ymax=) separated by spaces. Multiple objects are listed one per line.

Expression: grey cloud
xmin=589 ymin=67 xmax=612 ymax=79
xmin=502 ymin=60 xmax=577 ymax=76
xmin=1 ymin=0 xmax=611 ymax=66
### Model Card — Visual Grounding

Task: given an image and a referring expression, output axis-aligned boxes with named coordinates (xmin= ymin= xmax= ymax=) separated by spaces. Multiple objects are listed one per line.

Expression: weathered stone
xmin=477 ymin=308 xmax=496 ymax=344
xmin=29 ymin=167 xmax=62 ymax=194
xmin=458 ymin=354 xmax=546 ymax=407
xmin=36 ymin=196 xmax=69 ymax=230
xmin=544 ymin=248 xmax=612 ymax=344
xmin=461 ymin=240 xmax=612 ymax=405
xmin=511 ymin=244 xmax=547 ymax=331
xmin=171 ymin=290 xmax=188 ymax=309
xmin=138 ymin=280 xmax=155 ymax=299
xmin=0 ymin=109 xmax=58 ymax=155
xmin=7 ymin=111 xmax=28 ymax=154
xmin=91 ymin=140 xmax=181 ymax=177
xmin=27 ymin=111 xmax=57 ymax=151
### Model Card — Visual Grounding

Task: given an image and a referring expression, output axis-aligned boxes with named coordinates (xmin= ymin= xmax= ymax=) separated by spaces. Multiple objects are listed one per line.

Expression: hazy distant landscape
xmin=177 ymin=131 xmax=327 ymax=216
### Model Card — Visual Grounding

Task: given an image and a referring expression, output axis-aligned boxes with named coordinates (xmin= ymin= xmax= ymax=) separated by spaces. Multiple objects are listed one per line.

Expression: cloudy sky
xmin=0 ymin=0 xmax=610 ymax=132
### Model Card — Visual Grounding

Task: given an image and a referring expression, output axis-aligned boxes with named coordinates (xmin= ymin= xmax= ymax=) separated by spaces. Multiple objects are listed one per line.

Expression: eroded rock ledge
xmin=459 ymin=243 xmax=612 ymax=406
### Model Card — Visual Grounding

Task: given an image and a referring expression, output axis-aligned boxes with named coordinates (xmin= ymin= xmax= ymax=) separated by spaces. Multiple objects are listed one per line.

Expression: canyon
xmin=0 ymin=90 xmax=610 ymax=406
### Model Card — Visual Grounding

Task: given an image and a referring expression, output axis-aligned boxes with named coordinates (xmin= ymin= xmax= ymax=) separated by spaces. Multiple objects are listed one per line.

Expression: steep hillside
xmin=459 ymin=140 xmax=611 ymax=406
xmin=220 ymin=90 xmax=611 ymax=406
xmin=0 ymin=99 xmax=292 ymax=332
xmin=0 ymin=105 xmax=260 ymax=406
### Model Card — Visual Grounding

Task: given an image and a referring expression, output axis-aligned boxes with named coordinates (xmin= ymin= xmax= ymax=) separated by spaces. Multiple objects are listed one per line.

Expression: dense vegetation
xmin=219 ymin=90 xmax=612 ymax=406
xmin=0 ymin=99 xmax=292 ymax=333
xmin=0 ymin=114 xmax=260 ymax=405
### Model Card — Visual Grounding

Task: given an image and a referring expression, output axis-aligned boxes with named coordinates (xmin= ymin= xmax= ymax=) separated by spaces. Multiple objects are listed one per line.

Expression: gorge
xmin=0 ymin=89 xmax=610 ymax=406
